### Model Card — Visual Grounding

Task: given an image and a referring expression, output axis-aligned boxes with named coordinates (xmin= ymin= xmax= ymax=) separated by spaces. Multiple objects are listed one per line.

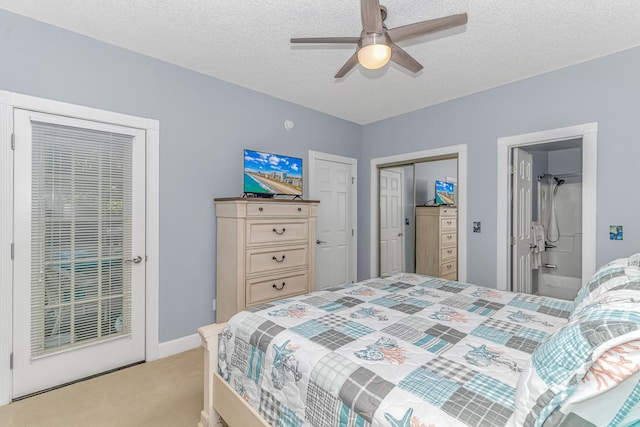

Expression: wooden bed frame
xmin=198 ymin=323 xmax=270 ymax=427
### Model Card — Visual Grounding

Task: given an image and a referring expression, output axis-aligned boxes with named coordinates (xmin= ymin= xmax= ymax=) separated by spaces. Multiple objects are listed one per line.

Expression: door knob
xmin=126 ymin=256 xmax=143 ymax=264
xmin=316 ymin=239 xmax=326 ymax=244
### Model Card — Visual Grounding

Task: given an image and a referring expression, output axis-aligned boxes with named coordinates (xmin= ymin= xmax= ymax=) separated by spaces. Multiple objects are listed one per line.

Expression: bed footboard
xmin=197 ymin=323 xmax=269 ymax=427
xmin=198 ymin=323 xmax=226 ymax=427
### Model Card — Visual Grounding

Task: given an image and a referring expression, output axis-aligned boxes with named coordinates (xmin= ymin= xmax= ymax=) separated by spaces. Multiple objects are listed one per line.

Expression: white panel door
xmin=12 ymin=110 xmax=146 ymax=398
xmin=512 ymin=148 xmax=533 ymax=294
xmin=379 ymin=169 xmax=404 ymax=276
xmin=311 ymin=157 xmax=354 ymax=290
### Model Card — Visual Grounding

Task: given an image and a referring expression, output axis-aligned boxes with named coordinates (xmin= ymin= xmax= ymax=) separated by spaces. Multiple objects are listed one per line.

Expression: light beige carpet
xmin=0 ymin=347 xmax=203 ymax=427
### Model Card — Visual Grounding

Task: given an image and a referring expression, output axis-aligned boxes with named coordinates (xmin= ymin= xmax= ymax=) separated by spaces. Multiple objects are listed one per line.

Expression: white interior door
xmin=379 ymin=168 xmax=404 ymax=276
xmin=12 ymin=110 xmax=146 ymax=398
xmin=512 ymin=148 xmax=533 ymax=293
xmin=310 ymin=154 xmax=356 ymax=290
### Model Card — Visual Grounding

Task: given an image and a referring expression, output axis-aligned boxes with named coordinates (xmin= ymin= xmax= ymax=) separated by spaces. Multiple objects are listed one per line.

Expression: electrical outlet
xmin=212 ymin=299 xmax=217 ymax=312
xmin=473 ymin=222 xmax=481 ymax=233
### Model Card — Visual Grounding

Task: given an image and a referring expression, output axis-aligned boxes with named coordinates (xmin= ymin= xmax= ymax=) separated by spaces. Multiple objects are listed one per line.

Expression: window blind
xmin=31 ymin=121 xmax=133 ymax=357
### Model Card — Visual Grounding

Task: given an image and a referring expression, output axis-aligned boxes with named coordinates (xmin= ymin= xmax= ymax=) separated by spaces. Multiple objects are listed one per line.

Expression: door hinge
xmin=510 ymin=236 xmax=516 ymax=246
xmin=9 ymin=352 xmax=13 ymax=370
xmin=351 ymin=177 xmax=355 ymax=184
xmin=509 ymin=164 xmax=515 ymax=175
xmin=10 ymin=243 xmax=14 ymax=260
xmin=11 ymin=133 xmax=15 ymax=150
xmin=352 ymin=229 xmax=354 ymax=236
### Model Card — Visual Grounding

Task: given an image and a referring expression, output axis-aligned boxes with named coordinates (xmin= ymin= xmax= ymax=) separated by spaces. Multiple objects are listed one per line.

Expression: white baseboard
xmin=158 ymin=333 xmax=201 ymax=359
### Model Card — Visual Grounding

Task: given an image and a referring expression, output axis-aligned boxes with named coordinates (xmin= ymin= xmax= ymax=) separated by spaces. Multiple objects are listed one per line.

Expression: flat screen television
xmin=244 ymin=149 xmax=303 ymax=197
xmin=435 ymin=180 xmax=455 ymax=205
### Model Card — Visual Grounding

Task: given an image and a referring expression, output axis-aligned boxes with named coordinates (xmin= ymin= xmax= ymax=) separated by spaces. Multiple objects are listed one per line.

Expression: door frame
xmin=370 ymin=144 xmax=468 ymax=280
xmin=496 ymin=122 xmax=597 ymax=291
xmin=308 ymin=150 xmax=358 ymax=284
xmin=0 ymin=90 xmax=160 ymax=405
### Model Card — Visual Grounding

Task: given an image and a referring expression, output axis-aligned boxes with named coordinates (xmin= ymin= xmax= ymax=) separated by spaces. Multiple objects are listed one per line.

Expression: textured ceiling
xmin=1 ymin=1 xmax=640 ymax=124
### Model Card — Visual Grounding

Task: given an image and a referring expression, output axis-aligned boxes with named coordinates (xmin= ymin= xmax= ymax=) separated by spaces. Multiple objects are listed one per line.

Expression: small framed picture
xmin=609 ymin=225 xmax=623 ymax=240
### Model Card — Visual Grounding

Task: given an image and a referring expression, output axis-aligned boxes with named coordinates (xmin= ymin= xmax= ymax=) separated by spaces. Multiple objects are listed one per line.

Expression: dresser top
xmin=215 ymin=197 xmax=319 ymax=203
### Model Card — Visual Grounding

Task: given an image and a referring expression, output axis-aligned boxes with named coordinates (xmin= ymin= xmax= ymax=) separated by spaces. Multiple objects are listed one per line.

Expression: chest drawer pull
xmin=272 ymin=255 xmax=286 ymax=262
xmin=273 ymin=282 xmax=286 ymax=290
xmin=272 ymin=227 xmax=286 ymax=235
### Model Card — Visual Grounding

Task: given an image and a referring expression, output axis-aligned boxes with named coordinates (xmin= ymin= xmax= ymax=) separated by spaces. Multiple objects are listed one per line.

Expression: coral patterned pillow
xmin=509 ymin=299 xmax=640 ymax=427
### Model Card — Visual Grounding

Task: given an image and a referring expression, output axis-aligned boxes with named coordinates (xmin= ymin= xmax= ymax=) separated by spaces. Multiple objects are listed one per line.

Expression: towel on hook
xmin=531 ymin=222 xmax=546 ymax=269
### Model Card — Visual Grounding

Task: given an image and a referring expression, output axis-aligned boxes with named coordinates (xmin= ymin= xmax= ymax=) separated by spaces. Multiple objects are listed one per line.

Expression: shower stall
xmin=536 ymin=172 xmax=582 ymax=300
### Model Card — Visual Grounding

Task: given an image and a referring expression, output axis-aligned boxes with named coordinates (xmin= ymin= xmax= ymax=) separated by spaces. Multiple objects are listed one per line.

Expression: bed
xmin=198 ymin=255 xmax=640 ymax=427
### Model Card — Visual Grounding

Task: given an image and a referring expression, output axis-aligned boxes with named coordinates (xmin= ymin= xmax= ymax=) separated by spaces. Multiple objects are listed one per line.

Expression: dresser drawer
xmin=246 ymin=245 xmax=308 ymax=275
xmin=440 ymin=232 xmax=457 ymax=247
xmin=246 ymin=271 xmax=309 ymax=306
xmin=440 ymin=207 xmax=457 ymax=216
xmin=246 ymin=220 xmax=308 ymax=245
xmin=441 ymin=246 xmax=457 ymax=262
xmin=441 ymin=217 xmax=456 ymax=231
xmin=442 ymin=272 xmax=458 ymax=281
xmin=247 ymin=203 xmax=309 ymax=217
xmin=440 ymin=261 xmax=457 ymax=276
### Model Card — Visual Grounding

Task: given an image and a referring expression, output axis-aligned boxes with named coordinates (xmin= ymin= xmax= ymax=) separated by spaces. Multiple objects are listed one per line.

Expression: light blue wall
xmin=0 ymin=10 xmax=361 ymax=342
xmin=360 ymin=46 xmax=640 ymax=286
xmin=549 ymin=148 xmax=582 ymax=175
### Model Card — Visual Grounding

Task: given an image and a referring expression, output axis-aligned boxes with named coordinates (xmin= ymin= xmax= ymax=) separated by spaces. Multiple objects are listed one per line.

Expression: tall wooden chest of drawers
xmin=214 ymin=198 xmax=319 ymax=322
xmin=415 ymin=206 xmax=458 ymax=280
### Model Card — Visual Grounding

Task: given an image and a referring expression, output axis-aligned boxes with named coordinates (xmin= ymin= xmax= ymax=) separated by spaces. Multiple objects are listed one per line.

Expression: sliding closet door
xmin=12 ymin=110 xmax=146 ymax=398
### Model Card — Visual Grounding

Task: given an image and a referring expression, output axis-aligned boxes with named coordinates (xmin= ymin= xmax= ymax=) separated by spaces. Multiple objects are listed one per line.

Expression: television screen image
xmin=244 ymin=149 xmax=303 ymax=196
xmin=435 ymin=180 xmax=455 ymax=205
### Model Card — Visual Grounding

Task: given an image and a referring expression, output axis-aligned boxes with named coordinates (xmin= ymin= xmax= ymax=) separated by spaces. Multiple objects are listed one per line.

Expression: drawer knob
xmin=447 ymin=235 xmax=452 ymax=239
xmin=272 ymin=228 xmax=286 ymax=235
xmin=297 ymin=207 xmax=302 ymax=212
xmin=258 ymin=207 xmax=264 ymax=211
xmin=273 ymin=282 xmax=286 ymax=290
xmin=272 ymin=255 xmax=286 ymax=263
xmin=447 ymin=264 xmax=452 ymax=269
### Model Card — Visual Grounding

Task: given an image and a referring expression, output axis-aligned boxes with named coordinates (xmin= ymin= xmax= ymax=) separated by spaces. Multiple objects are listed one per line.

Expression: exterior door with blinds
xmin=12 ymin=110 xmax=146 ymax=398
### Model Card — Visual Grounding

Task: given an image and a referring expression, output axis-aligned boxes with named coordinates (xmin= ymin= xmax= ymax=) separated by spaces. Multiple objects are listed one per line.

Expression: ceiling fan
xmin=291 ymin=0 xmax=468 ymax=78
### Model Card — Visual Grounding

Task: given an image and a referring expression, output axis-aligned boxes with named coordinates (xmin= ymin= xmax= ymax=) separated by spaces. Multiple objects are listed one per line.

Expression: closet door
xmin=12 ymin=110 xmax=146 ymax=398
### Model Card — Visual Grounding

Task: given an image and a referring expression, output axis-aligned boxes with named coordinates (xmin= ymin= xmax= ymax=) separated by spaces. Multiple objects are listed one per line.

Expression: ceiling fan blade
xmin=388 ymin=13 xmax=468 ymax=42
xmin=291 ymin=37 xmax=360 ymax=44
xmin=335 ymin=53 xmax=359 ymax=78
xmin=361 ymin=0 xmax=384 ymax=33
xmin=390 ymin=44 xmax=423 ymax=73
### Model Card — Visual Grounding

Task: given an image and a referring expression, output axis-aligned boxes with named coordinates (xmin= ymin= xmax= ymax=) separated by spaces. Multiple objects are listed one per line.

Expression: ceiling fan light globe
xmin=357 ymin=44 xmax=391 ymax=69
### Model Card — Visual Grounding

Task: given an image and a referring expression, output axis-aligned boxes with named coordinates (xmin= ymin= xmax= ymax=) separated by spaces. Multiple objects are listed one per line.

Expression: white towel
xmin=531 ymin=222 xmax=546 ymax=269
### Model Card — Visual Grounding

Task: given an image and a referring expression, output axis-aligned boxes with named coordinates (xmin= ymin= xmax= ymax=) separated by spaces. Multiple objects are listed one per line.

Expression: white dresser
xmin=214 ymin=198 xmax=319 ymax=322
xmin=415 ymin=206 xmax=458 ymax=280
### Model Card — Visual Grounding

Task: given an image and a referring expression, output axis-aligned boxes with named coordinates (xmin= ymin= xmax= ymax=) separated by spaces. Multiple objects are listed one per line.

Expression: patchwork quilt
xmin=218 ymin=274 xmax=571 ymax=427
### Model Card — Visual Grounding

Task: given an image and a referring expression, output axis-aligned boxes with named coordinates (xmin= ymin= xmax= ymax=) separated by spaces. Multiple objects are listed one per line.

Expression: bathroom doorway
xmin=513 ymin=140 xmax=583 ymax=300
xmin=496 ymin=123 xmax=597 ymax=295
